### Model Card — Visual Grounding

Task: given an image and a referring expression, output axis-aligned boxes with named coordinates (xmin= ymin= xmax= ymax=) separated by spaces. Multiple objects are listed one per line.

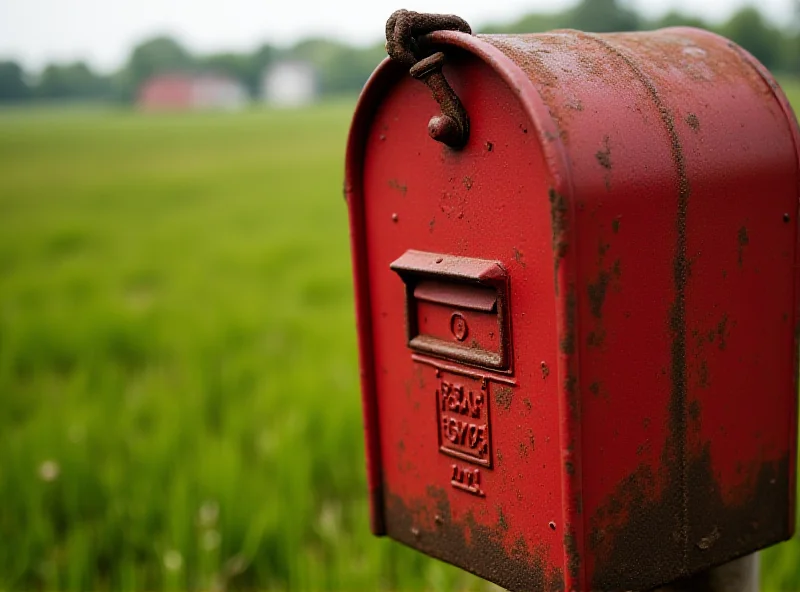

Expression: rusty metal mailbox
xmin=344 ymin=19 xmax=800 ymax=592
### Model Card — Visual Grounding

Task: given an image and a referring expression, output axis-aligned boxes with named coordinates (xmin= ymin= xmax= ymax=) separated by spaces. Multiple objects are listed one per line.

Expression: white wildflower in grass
xmin=38 ymin=460 xmax=60 ymax=482
xmin=163 ymin=549 xmax=183 ymax=572
xmin=223 ymin=554 xmax=247 ymax=577
xmin=202 ymin=529 xmax=221 ymax=551
xmin=317 ymin=501 xmax=342 ymax=539
xmin=198 ymin=500 xmax=219 ymax=528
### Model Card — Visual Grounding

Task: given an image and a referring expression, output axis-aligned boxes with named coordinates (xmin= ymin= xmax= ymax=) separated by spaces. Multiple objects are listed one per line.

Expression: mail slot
xmin=345 ymin=15 xmax=800 ymax=592
xmin=390 ymin=250 xmax=511 ymax=370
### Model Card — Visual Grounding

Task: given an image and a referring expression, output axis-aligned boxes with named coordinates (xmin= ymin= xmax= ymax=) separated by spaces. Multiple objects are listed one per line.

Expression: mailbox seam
xmin=580 ymin=31 xmax=692 ymax=579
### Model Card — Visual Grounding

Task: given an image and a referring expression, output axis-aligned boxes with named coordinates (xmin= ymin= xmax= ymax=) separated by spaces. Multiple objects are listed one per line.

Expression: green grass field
xmin=0 ymin=79 xmax=799 ymax=591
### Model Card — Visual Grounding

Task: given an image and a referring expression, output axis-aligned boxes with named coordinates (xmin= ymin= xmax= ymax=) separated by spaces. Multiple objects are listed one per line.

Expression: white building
xmin=261 ymin=61 xmax=318 ymax=107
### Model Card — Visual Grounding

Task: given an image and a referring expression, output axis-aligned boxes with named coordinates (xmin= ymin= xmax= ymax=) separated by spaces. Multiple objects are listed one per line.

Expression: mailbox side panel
xmin=610 ymin=30 xmax=800 ymax=576
xmin=350 ymin=50 xmax=570 ymax=590
xmin=481 ymin=28 xmax=800 ymax=590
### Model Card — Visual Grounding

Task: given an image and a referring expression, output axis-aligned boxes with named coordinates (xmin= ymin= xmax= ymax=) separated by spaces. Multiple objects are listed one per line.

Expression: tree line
xmin=0 ymin=0 xmax=798 ymax=104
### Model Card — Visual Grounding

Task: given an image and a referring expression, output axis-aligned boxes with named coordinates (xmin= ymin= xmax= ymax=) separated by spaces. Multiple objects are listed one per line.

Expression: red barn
xmin=137 ymin=74 xmax=247 ymax=111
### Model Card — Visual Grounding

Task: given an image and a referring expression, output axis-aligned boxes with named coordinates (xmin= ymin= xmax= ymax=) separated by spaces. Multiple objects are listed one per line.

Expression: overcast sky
xmin=0 ymin=0 xmax=795 ymax=73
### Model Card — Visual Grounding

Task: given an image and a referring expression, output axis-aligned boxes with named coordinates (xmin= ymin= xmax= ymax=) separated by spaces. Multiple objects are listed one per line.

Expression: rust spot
xmin=385 ymin=488 xmax=564 ymax=592
xmin=565 ymin=460 xmax=574 ymax=475
xmin=737 ymin=226 xmax=749 ymax=268
xmin=589 ymin=381 xmax=601 ymax=397
xmin=497 ymin=505 xmax=509 ymax=531
xmin=429 ymin=217 xmax=435 ymax=233
xmin=495 ymin=386 xmax=514 ymax=411
xmin=611 ymin=217 xmax=621 ymax=234
xmin=590 ymin=449 xmax=790 ymax=590
xmin=548 ymin=187 xmax=568 ymax=296
xmin=564 ymin=530 xmax=580 ymax=580
xmin=716 ymin=314 xmax=730 ymax=351
xmin=685 ymin=113 xmax=700 ymax=131
xmin=688 ymin=399 xmax=701 ymax=422
xmin=485 ymin=141 xmax=493 ymax=152
xmin=565 ymin=373 xmax=579 ymax=420
xmin=612 ymin=259 xmax=622 ymax=280
xmin=527 ymin=429 xmax=536 ymax=451
xmin=523 ymin=397 xmax=532 ymax=411
xmin=388 ymin=179 xmax=407 ymax=195
xmin=513 ymin=247 xmax=526 ymax=268
xmin=462 ymin=176 xmax=473 ymax=190
xmin=595 ymin=135 xmax=612 ymax=170
xmin=588 ymin=270 xmax=611 ymax=319
xmin=559 ymin=288 xmax=577 ymax=355
xmin=698 ymin=361 xmax=709 ymax=389
xmin=518 ymin=441 xmax=529 ymax=458
xmin=541 ymin=361 xmax=550 ymax=379
xmin=587 ymin=328 xmax=606 ymax=348
xmin=549 ymin=188 xmax=569 ymax=287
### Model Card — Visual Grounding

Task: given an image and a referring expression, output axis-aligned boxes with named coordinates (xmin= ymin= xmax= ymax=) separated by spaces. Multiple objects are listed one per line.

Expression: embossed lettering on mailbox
xmin=437 ymin=372 xmax=490 ymax=465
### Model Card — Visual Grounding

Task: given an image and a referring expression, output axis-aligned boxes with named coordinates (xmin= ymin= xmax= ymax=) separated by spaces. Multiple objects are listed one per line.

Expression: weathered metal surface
xmin=345 ymin=25 xmax=800 ymax=591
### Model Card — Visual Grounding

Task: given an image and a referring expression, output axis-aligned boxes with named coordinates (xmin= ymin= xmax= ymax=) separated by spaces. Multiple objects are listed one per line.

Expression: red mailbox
xmin=345 ymin=20 xmax=800 ymax=592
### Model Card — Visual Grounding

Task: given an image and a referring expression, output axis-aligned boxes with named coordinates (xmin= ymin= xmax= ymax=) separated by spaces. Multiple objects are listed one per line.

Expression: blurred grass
xmin=0 ymin=79 xmax=798 ymax=591
xmin=0 ymin=103 xmax=489 ymax=591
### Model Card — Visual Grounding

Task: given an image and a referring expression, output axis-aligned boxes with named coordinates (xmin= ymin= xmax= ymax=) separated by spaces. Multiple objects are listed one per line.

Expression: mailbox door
xmin=347 ymin=49 xmax=570 ymax=589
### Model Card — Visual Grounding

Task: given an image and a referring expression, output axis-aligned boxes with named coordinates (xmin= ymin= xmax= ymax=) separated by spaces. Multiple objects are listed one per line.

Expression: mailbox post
xmin=345 ymin=11 xmax=800 ymax=591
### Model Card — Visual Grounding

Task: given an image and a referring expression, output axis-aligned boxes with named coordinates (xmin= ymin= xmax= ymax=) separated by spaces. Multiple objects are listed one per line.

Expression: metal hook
xmin=385 ymin=10 xmax=472 ymax=149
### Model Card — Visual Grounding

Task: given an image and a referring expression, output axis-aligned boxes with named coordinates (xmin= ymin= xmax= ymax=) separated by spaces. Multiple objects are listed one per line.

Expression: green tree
xmin=245 ymin=44 xmax=277 ymax=95
xmin=652 ymin=11 xmax=711 ymax=31
xmin=0 ymin=61 xmax=30 ymax=102
xmin=481 ymin=12 xmax=565 ymax=34
xmin=286 ymin=39 xmax=384 ymax=95
xmin=200 ymin=44 xmax=276 ymax=96
xmin=722 ymin=7 xmax=783 ymax=69
xmin=35 ymin=61 xmax=111 ymax=100
xmin=199 ymin=52 xmax=249 ymax=82
xmin=121 ymin=36 xmax=193 ymax=99
xmin=567 ymin=0 xmax=640 ymax=33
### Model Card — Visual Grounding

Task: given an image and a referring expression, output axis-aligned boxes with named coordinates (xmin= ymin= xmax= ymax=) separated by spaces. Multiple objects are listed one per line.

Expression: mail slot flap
xmin=390 ymin=249 xmax=511 ymax=372
xmin=413 ymin=280 xmax=497 ymax=312
xmin=390 ymin=250 xmax=506 ymax=284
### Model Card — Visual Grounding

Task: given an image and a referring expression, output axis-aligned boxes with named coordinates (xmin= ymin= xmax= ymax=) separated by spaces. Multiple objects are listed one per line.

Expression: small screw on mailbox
xmin=345 ymin=10 xmax=800 ymax=592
